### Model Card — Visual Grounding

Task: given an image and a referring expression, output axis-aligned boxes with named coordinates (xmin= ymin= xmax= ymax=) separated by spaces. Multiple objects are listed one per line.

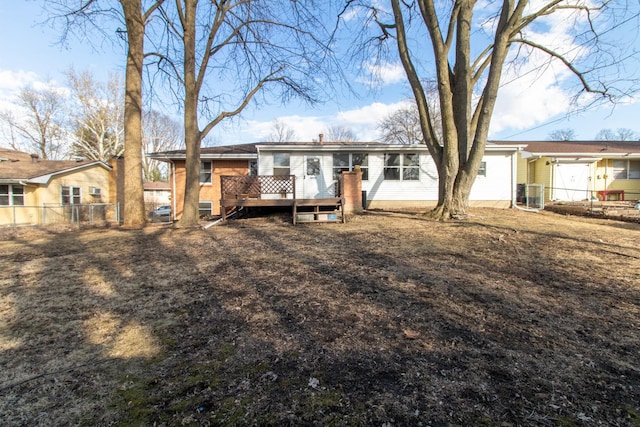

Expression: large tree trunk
xmin=431 ymin=173 xmax=474 ymax=219
xmin=121 ymin=0 xmax=146 ymax=228
xmin=176 ymin=0 xmax=201 ymax=228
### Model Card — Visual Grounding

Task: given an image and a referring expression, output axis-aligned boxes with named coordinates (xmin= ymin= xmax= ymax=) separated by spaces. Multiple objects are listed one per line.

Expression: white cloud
xmin=243 ymin=115 xmax=327 ymax=141
xmin=0 ymin=69 xmax=39 ymax=93
xmin=488 ymin=7 xmax=593 ymax=136
xmin=232 ymin=100 xmax=412 ymax=143
xmin=0 ymin=69 xmax=66 ymax=107
xmin=358 ymin=61 xmax=406 ymax=88
xmin=337 ymin=101 xmax=408 ymax=124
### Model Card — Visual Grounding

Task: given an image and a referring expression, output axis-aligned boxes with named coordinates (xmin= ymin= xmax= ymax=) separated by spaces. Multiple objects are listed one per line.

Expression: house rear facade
xmin=149 ymin=140 xmax=523 ymax=220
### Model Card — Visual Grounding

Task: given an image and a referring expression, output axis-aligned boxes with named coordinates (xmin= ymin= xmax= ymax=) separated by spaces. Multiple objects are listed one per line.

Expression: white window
xmin=61 ymin=186 xmax=81 ymax=205
xmin=199 ymin=201 xmax=213 ymax=217
xmin=273 ymin=153 xmax=290 ymax=176
xmin=332 ymin=153 xmax=369 ymax=180
xmin=384 ymin=153 xmax=419 ymax=181
xmin=200 ymin=161 xmax=212 ymax=184
xmin=612 ymin=160 xmax=640 ymax=180
xmin=0 ymin=184 xmax=24 ymax=206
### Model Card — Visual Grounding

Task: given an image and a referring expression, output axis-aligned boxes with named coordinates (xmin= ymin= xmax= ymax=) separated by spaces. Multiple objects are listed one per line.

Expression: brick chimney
xmin=318 ymin=133 xmax=324 ymax=145
xmin=30 ymin=153 xmax=39 ymax=163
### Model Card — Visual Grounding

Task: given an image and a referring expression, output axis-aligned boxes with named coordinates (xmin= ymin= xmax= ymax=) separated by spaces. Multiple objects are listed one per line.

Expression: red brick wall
xmin=170 ymin=159 xmax=249 ymax=219
xmin=342 ymin=168 xmax=363 ymax=213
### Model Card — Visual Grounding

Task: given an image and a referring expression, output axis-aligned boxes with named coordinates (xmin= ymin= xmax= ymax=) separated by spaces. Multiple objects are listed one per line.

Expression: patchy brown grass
xmin=1 ymin=208 xmax=639 ymax=426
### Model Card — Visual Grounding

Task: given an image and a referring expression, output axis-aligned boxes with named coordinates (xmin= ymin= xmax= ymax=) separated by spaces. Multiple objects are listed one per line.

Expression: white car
xmin=149 ymin=205 xmax=171 ymax=221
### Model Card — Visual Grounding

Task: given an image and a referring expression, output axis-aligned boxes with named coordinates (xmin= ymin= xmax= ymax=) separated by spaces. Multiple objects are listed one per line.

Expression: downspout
xmin=510 ymin=150 xmax=517 ymax=208
xmin=169 ymin=159 xmax=177 ymax=222
xmin=550 ymin=160 xmax=555 ymax=201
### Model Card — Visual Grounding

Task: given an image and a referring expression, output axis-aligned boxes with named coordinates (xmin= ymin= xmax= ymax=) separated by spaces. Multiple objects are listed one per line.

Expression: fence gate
xmin=525 ymin=184 xmax=544 ymax=209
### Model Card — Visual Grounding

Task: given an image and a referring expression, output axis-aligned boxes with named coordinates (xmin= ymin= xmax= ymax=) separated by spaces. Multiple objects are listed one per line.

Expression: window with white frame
xmin=612 ymin=159 xmax=640 ymax=179
xmin=199 ymin=201 xmax=213 ymax=216
xmin=61 ymin=186 xmax=81 ymax=205
xmin=199 ymin=201 xmax=213 ymax=217
xmin=249 ymin=160 xmax=258 ymax=177
xmin=273 ymin=153 xmax=290 ymax=176
xmin=0 ymin=184 xmax=24 ymax=206
xmin=384 ymin=153 xmax=419 ymax=180
xmin=200 ymin=161 xmax=212 ymax=184
xmin=332 ymin=153 xmax=369 ymax=181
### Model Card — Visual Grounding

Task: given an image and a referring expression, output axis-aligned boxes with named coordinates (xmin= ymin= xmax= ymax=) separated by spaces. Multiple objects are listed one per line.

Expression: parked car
xmin=149 ymin=205 xmax=171 ymax=222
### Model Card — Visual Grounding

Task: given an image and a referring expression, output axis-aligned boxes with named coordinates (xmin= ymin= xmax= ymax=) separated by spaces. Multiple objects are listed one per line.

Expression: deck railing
xmin=221 ymin=175 xmax=296 ymax=199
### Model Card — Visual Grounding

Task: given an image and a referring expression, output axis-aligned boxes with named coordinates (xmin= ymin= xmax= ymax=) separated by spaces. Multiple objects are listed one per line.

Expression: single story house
xmin=143 ymin=181 xmax=171 ymax=205
xmin=0 ymin=148 xmax=114 ymax=226
xmin=148 ymin=138 xmax=523 ymax=221
xmin=492 ymin=140 xmax=640 ymax=202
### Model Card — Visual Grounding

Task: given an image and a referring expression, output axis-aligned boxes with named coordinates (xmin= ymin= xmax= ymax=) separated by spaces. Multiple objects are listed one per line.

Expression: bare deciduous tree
xmin=120 ymin=0 xmax=165 ymax=227
xmin=266 ymin=119 xmax=298 ymax=142
xmin=47 ymin=0 xmax=165 ymax=227
xmin=344 ymin=0 xmax=639 ymax=219
xmin=153 ymin=0 xmax=335 ymax=227
xmin=143 ymin=110 xmax=182 ymax=182
xmin=595 ymin=128 xmax=639 ymax=141
xmin=323 ymin=126 xmax=358 ymax=142
xmin=0 ymin=83 xmax=67 ymax=159
xmin=66 ymin=68 xmax=125 ymax=162
xmin=378 ymin=104 xmax=423 ymax=145
xmin=548 ymin=128 xmax=576 ymax=141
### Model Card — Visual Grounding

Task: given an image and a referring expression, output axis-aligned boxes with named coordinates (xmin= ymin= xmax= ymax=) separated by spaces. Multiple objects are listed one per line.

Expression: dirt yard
xmin=1 ymin=208 xmax=639 ymax=426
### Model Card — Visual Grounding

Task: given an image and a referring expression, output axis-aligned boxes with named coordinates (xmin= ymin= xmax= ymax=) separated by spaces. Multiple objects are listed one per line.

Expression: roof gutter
xmin=148 ymin=152 xmax=256 ymax=161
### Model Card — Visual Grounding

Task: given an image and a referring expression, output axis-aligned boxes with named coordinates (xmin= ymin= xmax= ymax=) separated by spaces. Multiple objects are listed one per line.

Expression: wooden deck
xmin=220 ymin=175 xmax=345 ymax=224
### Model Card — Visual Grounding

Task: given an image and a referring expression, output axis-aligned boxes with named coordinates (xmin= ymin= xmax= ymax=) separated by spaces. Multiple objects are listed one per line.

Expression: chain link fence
xmin=0 ymin=203 xmax=120 ymax=228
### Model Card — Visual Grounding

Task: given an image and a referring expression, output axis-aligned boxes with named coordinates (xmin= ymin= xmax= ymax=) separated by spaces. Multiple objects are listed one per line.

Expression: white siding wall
xmin=363 ymin=153 xmax=439 ymax=202
xmin=469 ymin=153 xmax=513 ymax=201
xmin=257 ymin=149 xmax=515 ymax=206
xmin=258 ymin=153 xmax=273 ymax=175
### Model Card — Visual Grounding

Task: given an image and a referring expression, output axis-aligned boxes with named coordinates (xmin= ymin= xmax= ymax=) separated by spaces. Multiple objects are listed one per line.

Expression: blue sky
xmin=1 ymin=1 xmax=639 ymax=147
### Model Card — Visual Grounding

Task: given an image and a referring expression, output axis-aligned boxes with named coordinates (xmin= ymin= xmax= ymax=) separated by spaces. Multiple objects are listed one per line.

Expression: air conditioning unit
xmin=89 ymin=187 xmax=101 ymax=196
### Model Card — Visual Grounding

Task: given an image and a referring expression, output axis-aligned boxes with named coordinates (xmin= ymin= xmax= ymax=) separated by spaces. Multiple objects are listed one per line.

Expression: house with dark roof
xmin=148 ymin=137 xmax=523 ymax=222
xmin=491 ymin=141 xmax=640 ymax=203
xmin=143 ymin=181 xmax=171 ymax=205
xmin=0 ymin=148 xmax=114 ymax=226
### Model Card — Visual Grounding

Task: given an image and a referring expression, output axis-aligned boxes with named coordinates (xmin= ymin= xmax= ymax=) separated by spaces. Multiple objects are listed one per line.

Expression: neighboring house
xmin=0 ymin=148 xmax=113 ymax=226
xmin=492 ymin=141 xmax=640 ymax=202
xmin=148 ymin=138 xmax=523 ymax=220
xmin=143 ymin=181 xmax=171 ymax=205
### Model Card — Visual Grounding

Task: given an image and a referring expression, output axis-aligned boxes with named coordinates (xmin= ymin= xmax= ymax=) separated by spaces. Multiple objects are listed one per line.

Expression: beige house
xmin=143 ymin=181 xmax=171 ymax=205
xmin=0 ymin=148 xmax=114 ymax=226
xmin=492 ymin=141 xmax=640 ymax=203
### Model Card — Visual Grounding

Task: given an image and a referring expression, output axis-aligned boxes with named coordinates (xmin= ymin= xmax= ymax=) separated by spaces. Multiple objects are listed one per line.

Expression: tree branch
xmin=199 ymin=66 xmax=285 ymax=139
xmin=515 ymin=38 xmax=610 ymax=97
